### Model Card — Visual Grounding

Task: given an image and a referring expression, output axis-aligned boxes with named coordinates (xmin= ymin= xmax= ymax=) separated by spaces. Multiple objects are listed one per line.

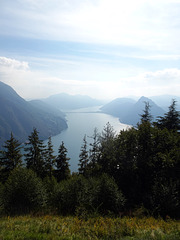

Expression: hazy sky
xmin=0 ymin=0 xmax=180 ymax=100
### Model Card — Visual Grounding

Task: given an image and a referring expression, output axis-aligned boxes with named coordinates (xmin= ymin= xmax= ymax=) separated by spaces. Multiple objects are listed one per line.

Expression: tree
xmin=92 ymin=174 xmax=125 ymax=214
xmin=44 ymin=136 xmax=56 ymax=178
xmin=55 ymin=141 xmax=70 ymax=182
xmin=140 ymin=101 xmax=152 ymax=124
xmin=88 ymin=128 xmax=101 ymax=176
xmin=98 ymin=122 xmax=116 ymax=175
xmin=115 ymin=128 xmax=139 ymax=207
xmin=3 ymin=168 xmax=47 ymax=215
xmin=156 ymin=99 xmax=180 ymax=131
xmin=24 ymin=128 xmax=46 ymax=178
xmin=78 ymin=135 xmax=89 ymax=176
xmin=0 ymin=132 xmax=22 ymax=182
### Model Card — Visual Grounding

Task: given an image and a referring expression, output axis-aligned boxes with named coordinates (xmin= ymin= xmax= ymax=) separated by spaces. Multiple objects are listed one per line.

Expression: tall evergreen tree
xmin=140 ymin=101 xmax=152 ymax=124
xmin=99 ymin=122 xmax=116 ymax=175
xmin=88 ymin=128 xmax=101 ymax=175
xmin=24 ymin=128 xmax=46 ymax=178
xmin=0 ymin=132 xmax=22 ymax=181
xmin=55 ymin=141 xmax=70 ymax=182
xmin=78 ymin=135 xmax=89 ymax=176
xmin=156 ymin=99 xmax=180 ymax=131
xmin=44 ymin=136 xmax=56 ymax=178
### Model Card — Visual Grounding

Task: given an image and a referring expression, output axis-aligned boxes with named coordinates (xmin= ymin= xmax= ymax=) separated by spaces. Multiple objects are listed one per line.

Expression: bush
xmin=52 ymin=175 xmax=89 ymax=215
xmin=52 ymin=174 xmax=125 ymax=216
xmin=3 ymin=168 xmax=47 ymax=215
xmin=150 ymin=178 xmax=180 ymax=218
xmin=91 ymin=174 xmax=126 ymax=214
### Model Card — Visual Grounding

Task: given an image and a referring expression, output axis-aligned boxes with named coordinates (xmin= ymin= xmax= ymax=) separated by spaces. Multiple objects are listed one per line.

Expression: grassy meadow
xmin=0 ymin=215 xmax=179 ymax=240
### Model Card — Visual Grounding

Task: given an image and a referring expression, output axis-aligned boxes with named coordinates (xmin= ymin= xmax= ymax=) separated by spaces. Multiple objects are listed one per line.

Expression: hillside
xmin=42 ymin=93 xmax=106 ymax=110
xmin=150 ymin=95 xmax=180 ymax=111
xmin=100 ymin=98 xmax=136 ymax=118
xmin=101 ymin=96 xmax=165 ymax=126
xmin=0 ymin=82 xmax=67 ymax=146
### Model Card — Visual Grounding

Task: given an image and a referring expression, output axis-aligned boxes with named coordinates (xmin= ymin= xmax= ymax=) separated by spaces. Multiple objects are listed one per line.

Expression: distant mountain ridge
xmin=0 ymin=81 xmax=67 ymax=146
xmin=42 ymin=93 xmax=106 ymax=110
xmin=150 ymin=95 xmax=180 ymax=111
xmin=101 ymin=96 xmax=166 ymax=126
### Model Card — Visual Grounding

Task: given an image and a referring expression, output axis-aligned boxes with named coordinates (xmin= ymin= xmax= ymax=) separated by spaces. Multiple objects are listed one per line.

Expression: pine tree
xmin=55 ymin=141 xmax=70 ymax=181
xmin=156 ymin=99 xmax=180 ymax=131
xmin=88 ymin=128 xmax=101 ymax=175
xmin=78 ymin=135 xmax=89 ymax=176
xmin=140 ymin=101 xmax=152 ymax=123
xmin=99 ymin=122 xmax=116 ymax=175
xmin=24 ymin=128 xmax=46 ymax=178
xmin=0 ymin=132 xmax=22 ymax=181
xmin=44 ymin=136 xmax=56 ymax=178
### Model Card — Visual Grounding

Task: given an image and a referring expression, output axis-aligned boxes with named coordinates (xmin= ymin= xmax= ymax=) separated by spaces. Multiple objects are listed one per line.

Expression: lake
xmin=44 ymin=106 xmax=130 ymax=172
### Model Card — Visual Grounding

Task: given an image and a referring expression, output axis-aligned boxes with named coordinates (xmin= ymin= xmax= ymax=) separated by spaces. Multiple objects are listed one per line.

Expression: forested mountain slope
xmin=0 ymin=81 xmax=67 ymax=146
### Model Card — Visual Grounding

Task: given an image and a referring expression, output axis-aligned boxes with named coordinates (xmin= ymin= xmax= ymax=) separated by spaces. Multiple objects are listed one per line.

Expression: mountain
xmin=123 ymin=96 xmax=165 ymax=126
xmin=100 ymin=98 xmax=136 ymax=119
xmin=101 ymin=96 xmax=165 ymax=126
xmin=0 ymin=81 xmax=67 ymax=146
xmin=42 ymin=93 xmax=106 ymax=110
xmin=150 ymin=95 xmax=180 ymax=111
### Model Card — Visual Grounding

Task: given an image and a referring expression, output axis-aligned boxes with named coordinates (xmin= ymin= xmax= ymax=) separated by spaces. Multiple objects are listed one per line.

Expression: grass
xmin=0 ymin=215 xmax=179 ymax=240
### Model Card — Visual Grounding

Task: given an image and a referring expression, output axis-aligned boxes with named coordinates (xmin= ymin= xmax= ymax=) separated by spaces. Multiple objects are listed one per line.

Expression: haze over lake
xmin=44 ymin=106 xmax=130 ymax=172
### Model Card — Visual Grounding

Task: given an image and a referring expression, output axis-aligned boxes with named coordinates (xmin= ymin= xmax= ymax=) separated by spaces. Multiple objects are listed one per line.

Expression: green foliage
xmin=24 ymin=128 xmax=46 ymax=178
xmin=44 ymin=136 xmax=56 ymax=178
xmin=91 ymin=174 xmax=125 ymax=214
xmin=150 ymin=178 xmax=180 ymax=218
xmin=55 ymin=141 xmax=71 ymax=182
xmin=78 ymin=135 xmax=89 ymax=176
xmin=3 ymin=168 xmax=47 ymax=215
xmin=140 ymin=101 xmax=153 ymax=123
xmin=43 ymin=175 xmax=57 ymax=210
xmin=0 ymin=132 xmax=22 ymax=182
xmin=0 ymin=99 xmax=179 ymax=218
xmin=98 ymin=123 xmax=116 ymax=176
xmin=0 ymin=182 xmax=4 ymax=214
xmin=52 ymin=174 xmax=125 ymax=216
xmin=156 ymin=99 xmax=180 ymax=131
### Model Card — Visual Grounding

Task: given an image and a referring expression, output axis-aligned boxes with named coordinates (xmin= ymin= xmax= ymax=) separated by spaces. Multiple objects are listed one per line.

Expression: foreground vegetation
xmin=0 ymin=100 xmax=179 ymax=222
xmin=0 ymin=215 xmax=179 ymax=240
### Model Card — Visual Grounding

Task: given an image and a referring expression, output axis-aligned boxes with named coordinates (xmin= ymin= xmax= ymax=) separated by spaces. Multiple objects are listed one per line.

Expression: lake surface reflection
xmin=44 ymin=106 xmax=130 ymax=172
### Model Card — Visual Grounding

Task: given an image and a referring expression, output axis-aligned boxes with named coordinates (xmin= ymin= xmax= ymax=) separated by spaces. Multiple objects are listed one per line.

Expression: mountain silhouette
xmin=0 ymin=81 xmax=67 ymax=146
xmin=101 ymin=96 xmax=165 ymax=126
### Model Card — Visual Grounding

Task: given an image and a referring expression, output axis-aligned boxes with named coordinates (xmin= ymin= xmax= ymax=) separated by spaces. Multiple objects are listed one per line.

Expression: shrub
xmin=91 ymin=174 xmax=126 ymax=214
xmin=3 ymin=168 xmax=47 ymax=215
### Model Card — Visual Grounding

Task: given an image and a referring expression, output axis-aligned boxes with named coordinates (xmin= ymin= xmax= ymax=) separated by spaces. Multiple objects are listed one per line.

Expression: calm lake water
xmin=44 ymin=106 xmax=130 ymax=172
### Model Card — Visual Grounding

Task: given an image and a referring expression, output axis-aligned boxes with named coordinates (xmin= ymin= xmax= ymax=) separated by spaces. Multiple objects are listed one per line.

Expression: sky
xmin=0 ymin=0 xmax=180 ymax=100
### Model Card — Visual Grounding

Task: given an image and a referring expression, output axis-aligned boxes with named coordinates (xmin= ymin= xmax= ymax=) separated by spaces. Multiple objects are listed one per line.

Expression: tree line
xmin=0 ymin=100 xmax=179 ymax=218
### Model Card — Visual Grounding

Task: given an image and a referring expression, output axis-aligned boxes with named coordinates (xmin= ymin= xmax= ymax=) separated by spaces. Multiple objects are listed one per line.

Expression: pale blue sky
xmin=0 ymin=0 xmax=180 ymax=100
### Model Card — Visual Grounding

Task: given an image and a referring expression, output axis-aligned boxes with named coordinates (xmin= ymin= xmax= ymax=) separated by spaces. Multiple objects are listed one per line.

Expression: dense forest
xmin=0 ymin=100 xmax=179 ymax=218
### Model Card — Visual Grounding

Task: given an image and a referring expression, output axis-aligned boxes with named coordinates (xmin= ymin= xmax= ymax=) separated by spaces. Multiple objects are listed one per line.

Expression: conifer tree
xmin=44 ymin=136 xmax=56 ymax=178
xmin=24 ymin=128 xmax=46 ymax=178
xmin=140 ymin=101 xmax=152 ymax=123
xmin=0 ymin=132 xmax=22 ymax=181
xmin=99 ymin=122 xmax=116 ymax=175
xmin=55 ymin=141 xmax=70 ymax=181
xmin=78 ymin=135 xmax=89 ymax=176
xmin=88 ymin=128 xmax=101 ymax=175
xmin=156 ymin=99 xmax=180 ymax=131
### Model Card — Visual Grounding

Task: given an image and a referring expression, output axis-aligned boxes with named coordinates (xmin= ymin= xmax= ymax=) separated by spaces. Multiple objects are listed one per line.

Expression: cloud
xmin=143 ymin=68 xmax=180 ymax=85
xmin=0 ymin=56 xmax=179 ymax=100
xmin=1 ymin=0 xmax=180 ymax=52
xmin=0 ymin=57 xmax=29 ymax=70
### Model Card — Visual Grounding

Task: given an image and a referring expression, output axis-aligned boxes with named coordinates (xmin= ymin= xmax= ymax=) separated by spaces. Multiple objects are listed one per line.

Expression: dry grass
xmin=0 ymin=215 xmax=179 ymax=240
